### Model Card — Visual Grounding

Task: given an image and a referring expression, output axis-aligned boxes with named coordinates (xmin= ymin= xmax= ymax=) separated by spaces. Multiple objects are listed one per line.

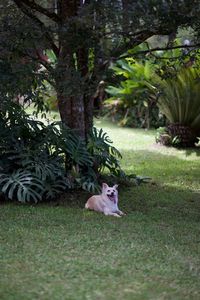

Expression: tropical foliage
xmin=105 ymin=58 xmax=164 ymax=128
xmin=0 ymin=102 xmax=123 ymax=202
xmin=157 ymin=67 xmax=200 ymax=146
xmin=1 ymin=1 xmax=200 ymax=140
xmin=158 ymin=67 xmax=200 ymax=129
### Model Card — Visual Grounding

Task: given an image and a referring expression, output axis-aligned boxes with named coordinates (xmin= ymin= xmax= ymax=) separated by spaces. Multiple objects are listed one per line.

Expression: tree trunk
xmin=77 ymin=47 xmax=94 ymax=136
xmin=55 ymin=47 xmax=94 ymax=139
xmin=56 ymin=0 xmax=88 ymax=140
xmin=56 ymin=91 xmax=86 ymax=139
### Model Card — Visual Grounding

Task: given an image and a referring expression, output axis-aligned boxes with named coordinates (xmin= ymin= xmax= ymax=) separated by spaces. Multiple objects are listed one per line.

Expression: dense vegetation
xmin=1 ymin=1 xmax=200 ymax=139
xmin=0 ymin=1 xmax=200 ymax=198
xmin=0 ymin=102 xmax=124 ymax=202
xmin=106 ymin=42 xmax=200 ymax=146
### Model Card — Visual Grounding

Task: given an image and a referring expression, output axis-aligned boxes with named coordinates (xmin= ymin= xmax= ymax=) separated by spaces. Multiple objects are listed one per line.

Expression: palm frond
xmin=158 ymin=67 xmax=200 ymax=132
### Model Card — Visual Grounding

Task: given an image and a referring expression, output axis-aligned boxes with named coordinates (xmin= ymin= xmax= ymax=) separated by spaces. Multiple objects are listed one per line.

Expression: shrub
xmin=0 ymin=102 xmax=124 ymax=202
xmin=157 ymin=67 xmax=200 ymax=147
xmin=105 ymin=58 xmax=165 ymax=129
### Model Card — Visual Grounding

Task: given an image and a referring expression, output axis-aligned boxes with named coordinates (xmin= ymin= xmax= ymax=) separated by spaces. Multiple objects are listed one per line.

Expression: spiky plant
xmin=157 ymin=67 xmax=200 ymax=147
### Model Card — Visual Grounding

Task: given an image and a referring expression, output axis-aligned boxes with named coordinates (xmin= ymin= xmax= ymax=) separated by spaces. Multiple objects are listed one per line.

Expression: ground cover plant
xmin=1 ymin=119 xmax=200 ymax=300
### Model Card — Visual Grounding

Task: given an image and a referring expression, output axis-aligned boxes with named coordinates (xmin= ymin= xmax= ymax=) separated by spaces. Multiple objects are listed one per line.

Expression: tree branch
xmin=111 ymin=30 xmax=154 ymax=58
xmin=123 ymin=43 xmax=200 ymax=59
xmin=13 ymin=0 xmax=59 ymax=57
xmin=15 ymin=0 xmax=60 ymax=23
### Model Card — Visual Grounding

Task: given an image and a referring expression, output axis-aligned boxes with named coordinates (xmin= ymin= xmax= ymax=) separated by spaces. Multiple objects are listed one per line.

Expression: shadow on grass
xmin=117 ymin=148 xmax=200 ymax=223
xmin=120 ymin=183 xmax=200 ymax=223
xmin=33 ymin=148 xmax=200 ymax=225
xmin=1 ymin=147 xmax=200 ymax=225
xmin=184 ymin=146 xmax=200 ymax=157
xmin=121 ymin=148 xmax=200 ymax=184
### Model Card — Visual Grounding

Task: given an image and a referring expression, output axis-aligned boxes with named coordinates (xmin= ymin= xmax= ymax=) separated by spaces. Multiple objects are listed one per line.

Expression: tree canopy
xmin=1 ymin=1 xmax=200 ymax=139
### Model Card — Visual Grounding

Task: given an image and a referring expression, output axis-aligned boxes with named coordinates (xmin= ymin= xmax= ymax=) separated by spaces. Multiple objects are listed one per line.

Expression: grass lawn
xmin=1 ymin=118 xmax=200 ymax=300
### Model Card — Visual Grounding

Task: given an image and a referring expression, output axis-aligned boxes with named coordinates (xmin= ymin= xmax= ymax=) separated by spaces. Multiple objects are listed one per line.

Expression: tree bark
xmin=77 ymin=47 xmax=94 ymax=136
xmin=55 ymin=0 xmax=88 ymax=140
xmin=55 ymin=63 xmax=86 ymax=139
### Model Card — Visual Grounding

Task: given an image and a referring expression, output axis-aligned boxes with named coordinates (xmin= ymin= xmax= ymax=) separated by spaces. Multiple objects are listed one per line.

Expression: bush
xmin=0 ymin=102 xmax=124 ymax=202
xmin=105 ymin=58 xmax=165 ymax=129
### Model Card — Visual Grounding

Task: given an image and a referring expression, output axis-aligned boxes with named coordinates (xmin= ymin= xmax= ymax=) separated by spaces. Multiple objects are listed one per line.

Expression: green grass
xmin=1 ymin=118 xmax=200 ymax=300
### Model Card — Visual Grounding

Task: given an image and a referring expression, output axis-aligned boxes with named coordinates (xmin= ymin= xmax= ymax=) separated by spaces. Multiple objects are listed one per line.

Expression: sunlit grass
xmin=1 ymin=116 xmax=200 ymax=300
xmin=96 ymin=118 xmax=200 ymax=191
xmin=95 ymin=118 xmax=200 ymax=160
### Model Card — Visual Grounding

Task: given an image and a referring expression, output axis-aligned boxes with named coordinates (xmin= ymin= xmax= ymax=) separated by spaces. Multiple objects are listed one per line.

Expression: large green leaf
xmin=0 ymin=170 xmax=44 ymax=202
